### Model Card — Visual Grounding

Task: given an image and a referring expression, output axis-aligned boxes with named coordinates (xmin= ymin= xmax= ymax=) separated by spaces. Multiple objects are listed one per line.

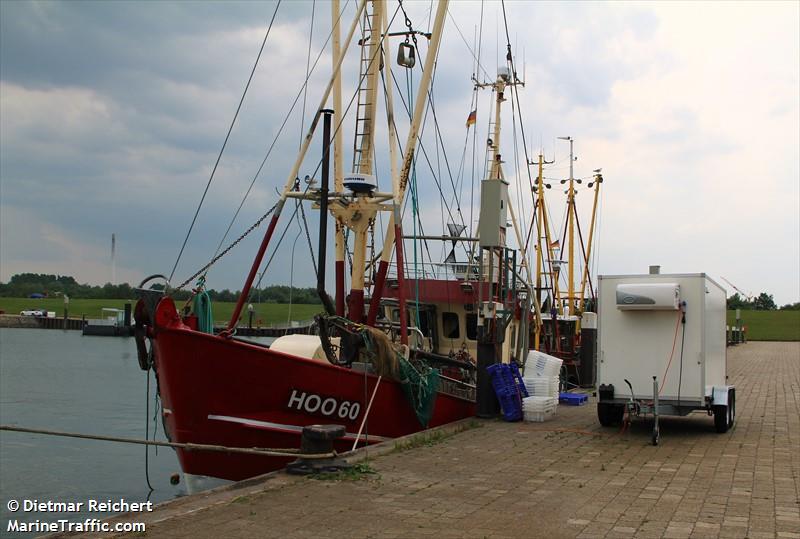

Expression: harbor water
xmin=0 ymin=328 xmax=223 ymax=537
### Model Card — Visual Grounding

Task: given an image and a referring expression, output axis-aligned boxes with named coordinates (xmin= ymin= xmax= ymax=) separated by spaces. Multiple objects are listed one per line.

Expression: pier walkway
xmin=82 ymin=342 xmax=799 ymax=538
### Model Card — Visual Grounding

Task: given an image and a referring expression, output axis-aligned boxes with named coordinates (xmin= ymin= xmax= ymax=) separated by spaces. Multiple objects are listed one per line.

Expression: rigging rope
xmin=169 ymin=1 xmax=283 ymax=282
xmin=144 ymin=369 xmax=154 ymax=493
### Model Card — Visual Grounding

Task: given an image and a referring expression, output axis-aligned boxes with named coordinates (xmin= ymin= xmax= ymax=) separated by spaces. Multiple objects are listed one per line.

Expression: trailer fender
xmin=710 ymin=385 xmax=732 ymax=407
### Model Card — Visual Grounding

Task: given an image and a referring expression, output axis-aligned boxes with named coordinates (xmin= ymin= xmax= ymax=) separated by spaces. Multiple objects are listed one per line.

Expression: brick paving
xmin=96 ymin=342 xmax=798 ymax=538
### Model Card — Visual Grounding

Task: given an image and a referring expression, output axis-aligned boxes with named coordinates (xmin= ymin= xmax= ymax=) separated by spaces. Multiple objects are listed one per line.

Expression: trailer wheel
xmin=598 ymin=403 xmax=624 ymax=427
xmin=727 ymin=388 xmax=736 ymax=429
xmin=713 ymin=405 xmax=729 ymax=433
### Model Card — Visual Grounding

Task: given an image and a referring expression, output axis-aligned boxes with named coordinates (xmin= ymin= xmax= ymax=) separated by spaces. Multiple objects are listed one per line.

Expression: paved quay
xmin=90 ymin=342 xmax=798 ymax=539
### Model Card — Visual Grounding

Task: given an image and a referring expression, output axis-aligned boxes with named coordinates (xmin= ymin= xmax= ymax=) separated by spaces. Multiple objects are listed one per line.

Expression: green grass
xmin=311 ymin=462 xmax=379 ymax=482
xmin=0 ymin=297 xmax=323 ymax=326
xmin=727 ymin=310 xmax=800 ymax=341
xmin=5 ymin=298 xmax=794 ymax=339
xmin=391 ymin=419 xmax=481 ymax=453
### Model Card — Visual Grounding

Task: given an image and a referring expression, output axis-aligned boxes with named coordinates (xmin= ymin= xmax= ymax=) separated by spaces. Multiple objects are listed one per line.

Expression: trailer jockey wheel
xmin=651 ymin=425 xmax=660 ymax=446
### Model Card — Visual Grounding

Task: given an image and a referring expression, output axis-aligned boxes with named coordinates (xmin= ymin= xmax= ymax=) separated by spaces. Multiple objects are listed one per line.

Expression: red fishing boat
xmin=135 ymin=0 xmax=531 ymax=487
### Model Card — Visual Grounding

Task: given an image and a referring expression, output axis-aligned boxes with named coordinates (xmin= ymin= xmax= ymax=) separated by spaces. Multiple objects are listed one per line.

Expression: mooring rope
xmin=0 ymin=425 xmax=337 ymax=459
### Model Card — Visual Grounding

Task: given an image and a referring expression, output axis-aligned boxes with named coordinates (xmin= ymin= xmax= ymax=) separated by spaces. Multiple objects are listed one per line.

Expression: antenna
xmin=111 ymin=233 xmax=116 ymax=285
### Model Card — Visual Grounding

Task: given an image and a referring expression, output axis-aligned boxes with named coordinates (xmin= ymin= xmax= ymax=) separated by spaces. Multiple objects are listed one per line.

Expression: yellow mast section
xmin=578 ymin=170 xmax=603 ymax=313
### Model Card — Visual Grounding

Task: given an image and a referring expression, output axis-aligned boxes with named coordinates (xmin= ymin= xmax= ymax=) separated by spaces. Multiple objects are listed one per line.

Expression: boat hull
xmin=153 ymin=326 xmax=475 ymax=482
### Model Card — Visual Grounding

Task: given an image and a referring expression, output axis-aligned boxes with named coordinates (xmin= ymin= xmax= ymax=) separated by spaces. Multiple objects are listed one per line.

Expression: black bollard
xmin=286 ymin=424 xmax=351 ymax=475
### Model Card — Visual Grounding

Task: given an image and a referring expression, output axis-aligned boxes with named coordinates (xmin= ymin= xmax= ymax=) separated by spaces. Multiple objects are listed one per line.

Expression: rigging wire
xmin=446 ymin=10 xmax=491 ymax=82
xmin=249 ymin=193 xmax=306 ymax=298
xmin=190 ymin=2 xmax=401 ymax=291
xmin=298 ymin=199 xmax=318 ymax=278
xmin=296 ymin=0 xmax=318 ymax=282
xmin=207 ymin=0 xmax=350 ymax=270
xmin=499 ymin=0 xmax=536 ymax=209
xmin=299 ymin=0 xmax=316 ymax=150
xmin=169 ymin=0 xmax=283 ymax=283
xmin=468 ymin=0 xmax=485 ymax=239
xmin=387 ymin=69 xmax=465 ymax=250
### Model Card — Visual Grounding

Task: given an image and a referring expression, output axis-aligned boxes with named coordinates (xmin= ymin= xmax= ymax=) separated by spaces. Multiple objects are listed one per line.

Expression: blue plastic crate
xmin=487 ymin=362 xmax=529 ymax=421
xmin=559 ymin=392 xmax=589 ymax=406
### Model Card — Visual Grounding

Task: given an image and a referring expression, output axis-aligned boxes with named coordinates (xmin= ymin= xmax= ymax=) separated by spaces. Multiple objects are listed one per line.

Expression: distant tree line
xmin=4 ymin=273 xmax=797 ymax=310
xmin=0 ymin=273 xmax=321 ymax=304
xmin=727 ymin=292 xmax=799 ymax=311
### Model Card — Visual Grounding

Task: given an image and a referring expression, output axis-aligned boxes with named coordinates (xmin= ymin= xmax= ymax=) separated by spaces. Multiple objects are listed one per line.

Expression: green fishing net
xmin=398 ymin=357 xmax=440 ymax=427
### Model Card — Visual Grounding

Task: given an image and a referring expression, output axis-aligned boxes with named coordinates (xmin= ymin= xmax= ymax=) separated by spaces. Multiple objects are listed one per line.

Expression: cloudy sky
xmin=1 ymin=1 xmax=798 ymax=305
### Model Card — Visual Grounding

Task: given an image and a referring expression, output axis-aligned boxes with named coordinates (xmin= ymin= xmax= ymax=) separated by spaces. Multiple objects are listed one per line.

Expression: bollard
xmin=286 ymin=424 xmax=351 ymax=475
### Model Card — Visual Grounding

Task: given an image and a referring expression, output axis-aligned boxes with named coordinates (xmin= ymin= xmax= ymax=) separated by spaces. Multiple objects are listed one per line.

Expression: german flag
xmin=465 ymin=110 xmax=477 ymax=127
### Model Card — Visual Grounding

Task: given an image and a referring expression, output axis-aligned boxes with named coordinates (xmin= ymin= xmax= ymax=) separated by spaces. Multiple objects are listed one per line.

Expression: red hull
xmin=153 ymin=324 xmax=475 ymax=482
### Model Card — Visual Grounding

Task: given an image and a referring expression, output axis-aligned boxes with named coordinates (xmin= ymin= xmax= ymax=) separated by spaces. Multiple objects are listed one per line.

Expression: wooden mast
xmin=331 ymin=0 xmax=346 ymax=317
xmin=344 ymin=0 xmax=384 ymax=322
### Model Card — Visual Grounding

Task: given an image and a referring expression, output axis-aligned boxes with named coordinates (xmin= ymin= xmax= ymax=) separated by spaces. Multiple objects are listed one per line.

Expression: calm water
xmin=0 ymin=328 xmax=186 ymax=538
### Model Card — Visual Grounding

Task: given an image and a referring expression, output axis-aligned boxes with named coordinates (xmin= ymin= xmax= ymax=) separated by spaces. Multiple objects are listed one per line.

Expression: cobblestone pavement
xmin=100 ymin=342 xmax=798 ymax=539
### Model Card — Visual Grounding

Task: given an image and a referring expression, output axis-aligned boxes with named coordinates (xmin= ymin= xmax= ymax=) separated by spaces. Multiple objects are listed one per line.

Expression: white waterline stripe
xmin=207 ymin=414 xmax=391 ymax=443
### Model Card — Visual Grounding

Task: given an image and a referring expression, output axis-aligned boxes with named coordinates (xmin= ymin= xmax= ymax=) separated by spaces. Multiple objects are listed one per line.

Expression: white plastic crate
xmin=525 ymin=350 xmax=563 ymax=378
xmin=524 ymin=408 xmax=556 ymax=422
xmin=522 ymin=396 xmax=557 ymax=422
xmin=523 ymin=376 xmax=560 ymax=397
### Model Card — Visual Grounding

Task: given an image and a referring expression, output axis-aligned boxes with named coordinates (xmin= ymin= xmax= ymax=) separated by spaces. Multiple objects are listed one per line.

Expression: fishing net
xmin=192 ymin=278 xmax=214 ymax=334
xmin=398 ymin=357 xmax=440 ymax=428
xmin=363 ymin=326 xmax=399 ymax=378
xmin=319 ymin=316 xmax=439 ymax=427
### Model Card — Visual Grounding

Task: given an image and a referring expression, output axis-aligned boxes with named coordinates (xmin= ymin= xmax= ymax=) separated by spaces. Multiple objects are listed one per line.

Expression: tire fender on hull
xmin=134 ymin=299 xmax=152 ymax=371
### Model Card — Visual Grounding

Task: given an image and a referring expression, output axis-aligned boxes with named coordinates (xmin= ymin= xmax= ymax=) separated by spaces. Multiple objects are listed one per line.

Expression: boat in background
xmin=83 ymin=306 xmax=134 ymax=336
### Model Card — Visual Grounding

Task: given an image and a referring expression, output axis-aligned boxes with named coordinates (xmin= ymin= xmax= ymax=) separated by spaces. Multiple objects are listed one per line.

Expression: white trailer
xmin=596 ymin=272 xmax=735 ymax=444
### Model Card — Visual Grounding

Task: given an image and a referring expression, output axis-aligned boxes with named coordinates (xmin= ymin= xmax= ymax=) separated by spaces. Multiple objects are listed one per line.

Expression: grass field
xmin=0 ymin=297 xmax=323 ymax=326
xmin=727 ymin=310 xmax=799 ymax=341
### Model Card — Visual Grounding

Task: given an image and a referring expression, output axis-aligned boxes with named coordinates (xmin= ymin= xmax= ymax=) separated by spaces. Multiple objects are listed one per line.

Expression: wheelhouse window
xmin=442 ymin=312 xmax=460 ymax=339
xmin=466 ymin=313 xmax=478 ymax=340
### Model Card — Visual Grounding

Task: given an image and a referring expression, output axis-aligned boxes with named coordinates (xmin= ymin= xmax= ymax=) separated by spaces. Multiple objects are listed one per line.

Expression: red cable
xmin=658 ymin=308 xmax=684 ymax=394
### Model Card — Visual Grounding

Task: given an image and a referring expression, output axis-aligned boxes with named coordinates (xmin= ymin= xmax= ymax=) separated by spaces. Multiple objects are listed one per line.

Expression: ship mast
xmin=578 ymin=169 xmax=603 ymax=312
xmin=342 ymin=1 xmax=384 ymax=323
xmin=474 ymin=66 xmax=528 ymax=417
xmin=532 ymin=152 xmax=558 ymax=349
xmin=331 ymin=0 xmax=346 ymax=317
xmin=557 ymin=136 xmax=576 ymax=316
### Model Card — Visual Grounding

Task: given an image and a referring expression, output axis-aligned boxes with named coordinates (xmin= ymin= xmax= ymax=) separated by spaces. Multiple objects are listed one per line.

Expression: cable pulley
xmin=397 ymin=40 xmax=415 ymax=68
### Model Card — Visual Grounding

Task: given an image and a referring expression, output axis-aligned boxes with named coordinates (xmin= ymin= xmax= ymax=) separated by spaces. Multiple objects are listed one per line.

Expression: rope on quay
xmin=0 ymin=425 xmax=337 ymax=459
